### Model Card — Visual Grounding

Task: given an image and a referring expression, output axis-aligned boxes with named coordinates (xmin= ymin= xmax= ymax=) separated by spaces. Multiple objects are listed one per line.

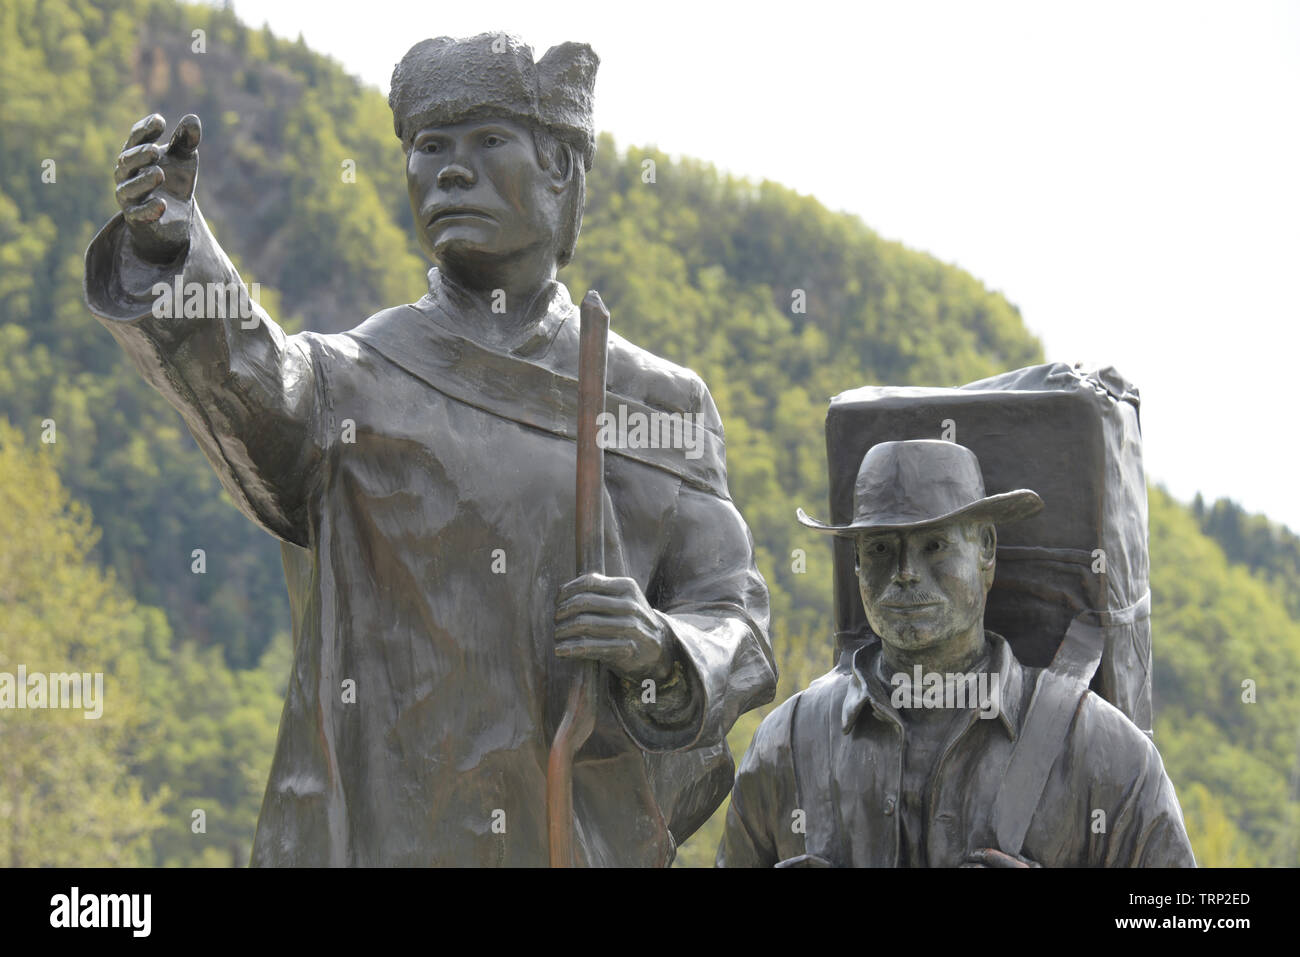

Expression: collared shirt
xmin=718 ymin=631 xmax=1195 ymax=867
xmin=883 ymin=650 xmax=990 ymax=867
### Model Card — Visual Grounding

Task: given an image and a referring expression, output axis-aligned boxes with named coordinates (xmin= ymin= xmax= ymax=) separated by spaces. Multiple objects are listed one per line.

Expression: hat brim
xmin=796 ymin=489 xmax=1044 ymax=537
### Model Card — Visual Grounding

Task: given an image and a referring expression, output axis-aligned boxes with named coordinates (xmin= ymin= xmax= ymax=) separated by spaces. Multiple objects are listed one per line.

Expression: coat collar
xmin=413 ymin=266 xmax=573 ymax=359
xmin=841 ymin=630 xmax=1025 ymax=740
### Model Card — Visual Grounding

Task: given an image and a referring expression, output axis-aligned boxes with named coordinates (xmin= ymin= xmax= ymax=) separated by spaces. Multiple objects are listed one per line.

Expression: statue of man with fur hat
xmin=717 ymin=440 xmax=1193 ymax=867
xmin=84 ymin=33 xmax=775 ymax=866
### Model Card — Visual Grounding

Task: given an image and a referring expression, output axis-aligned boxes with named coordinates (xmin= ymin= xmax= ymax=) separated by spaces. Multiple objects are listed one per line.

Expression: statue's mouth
xmin=426 ymin=206 xmax=496 ymax=227
xmin=880 ymin=597 xmax=943 ymax=611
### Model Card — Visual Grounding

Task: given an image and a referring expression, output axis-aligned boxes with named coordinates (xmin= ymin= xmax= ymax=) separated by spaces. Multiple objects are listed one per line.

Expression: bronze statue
xmin=717 ymin=440 xmax=1194 ymax=867
xmin=84 ymin=33 xmax=776 ymax=866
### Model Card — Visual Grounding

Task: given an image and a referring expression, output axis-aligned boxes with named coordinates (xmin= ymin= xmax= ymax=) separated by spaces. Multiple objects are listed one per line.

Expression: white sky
xmin=227 ymin=0 xmax=1300 ymax=531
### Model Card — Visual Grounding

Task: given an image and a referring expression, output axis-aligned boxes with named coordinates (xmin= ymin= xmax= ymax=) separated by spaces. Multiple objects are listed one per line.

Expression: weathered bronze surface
xmin=84 ymin=33 xmax=775 ymax=867
xmin=718 ymin=439 xmax=1194 ymax=867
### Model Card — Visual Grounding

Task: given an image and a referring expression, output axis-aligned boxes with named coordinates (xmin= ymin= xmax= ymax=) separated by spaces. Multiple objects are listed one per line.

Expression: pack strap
xmin=991 ymin=616 xmax=1106 ymax=856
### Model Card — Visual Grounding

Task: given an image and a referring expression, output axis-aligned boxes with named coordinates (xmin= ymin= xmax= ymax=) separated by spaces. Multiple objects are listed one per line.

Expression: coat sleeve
xmin=1036 ymin=693 xmax=1198 ymax=867
xmin=609 ymin=378 xmax=777 ymax=755
xmin=83 ymin=205 xmax=323 ymax=546
xmin=1099 ymin=729 xmax=1198 ymax=867
xmin=716 ymin=696 xmax=801 ymax=867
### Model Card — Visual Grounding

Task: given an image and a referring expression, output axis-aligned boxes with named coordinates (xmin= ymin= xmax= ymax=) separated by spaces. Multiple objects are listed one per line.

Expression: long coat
xmin=718 ymin=632 xmax=1194 ymax=867
xmin=84 ymin=207 xmax=776 ymax=866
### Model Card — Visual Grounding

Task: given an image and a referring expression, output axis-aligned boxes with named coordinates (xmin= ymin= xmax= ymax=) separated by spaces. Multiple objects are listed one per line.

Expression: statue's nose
xmin=893 ymin=549 xmax=920 ymax=585
xmin=436 ymin=163 xmax=475 ymax=189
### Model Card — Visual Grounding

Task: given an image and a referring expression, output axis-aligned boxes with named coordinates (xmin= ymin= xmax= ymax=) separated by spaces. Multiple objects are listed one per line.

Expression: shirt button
xmin=884 ymin=796 xmax=896 ymax=815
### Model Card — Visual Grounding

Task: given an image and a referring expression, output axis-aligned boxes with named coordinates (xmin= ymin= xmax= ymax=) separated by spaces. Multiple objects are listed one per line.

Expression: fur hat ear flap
xmin=536 ymin=42 xmax=600 ymax=171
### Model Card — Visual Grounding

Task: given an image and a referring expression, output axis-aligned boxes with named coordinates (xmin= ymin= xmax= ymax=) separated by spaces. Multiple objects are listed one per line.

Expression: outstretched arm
xmin=85 ymin=114 xmax=323 ymax=545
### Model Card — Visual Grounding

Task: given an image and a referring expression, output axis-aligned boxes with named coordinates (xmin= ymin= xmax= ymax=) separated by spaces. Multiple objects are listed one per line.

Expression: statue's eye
xmin=926 ymin=539 xmax=946 ymax=552
xmin=868 ymin=542 xmax=888 ymax=555
xmin=483 ymin=134 xmax=505 ymax=148
xmin=418 ymin=140 xmax=441 ymax=154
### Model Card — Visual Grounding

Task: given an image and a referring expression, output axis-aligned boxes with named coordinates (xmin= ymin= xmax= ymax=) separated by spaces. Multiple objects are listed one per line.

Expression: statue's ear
xmin=530 ymin=132 xmax=567 ymax=192
xmin=980 ymin=523 xmax=997 ymax=588
xmin=547 ymin=137 xmax=576 ymax=189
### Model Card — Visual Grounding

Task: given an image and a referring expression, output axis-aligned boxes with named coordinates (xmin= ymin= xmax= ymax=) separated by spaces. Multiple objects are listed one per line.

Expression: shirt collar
xmin=841 ymin=630 xmax=1025 ymax=740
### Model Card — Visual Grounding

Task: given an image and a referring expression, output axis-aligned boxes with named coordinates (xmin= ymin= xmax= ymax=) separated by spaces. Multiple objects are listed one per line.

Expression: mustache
xmin=878 ymin=589 xmax=944 ymax=606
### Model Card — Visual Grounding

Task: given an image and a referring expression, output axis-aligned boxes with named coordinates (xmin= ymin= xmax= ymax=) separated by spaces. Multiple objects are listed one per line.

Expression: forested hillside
xmin=1 ymin=0 xmax=1296 ymax=867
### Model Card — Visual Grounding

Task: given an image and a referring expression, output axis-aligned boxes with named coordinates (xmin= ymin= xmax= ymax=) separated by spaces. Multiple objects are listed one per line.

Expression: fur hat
xmin=389 ymin=33 xmax=599 ymax=170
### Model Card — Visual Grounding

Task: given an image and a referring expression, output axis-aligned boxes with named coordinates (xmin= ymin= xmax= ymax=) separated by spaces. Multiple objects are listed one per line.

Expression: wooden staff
xmin=547 ymin=290 xmax=609 ymax=867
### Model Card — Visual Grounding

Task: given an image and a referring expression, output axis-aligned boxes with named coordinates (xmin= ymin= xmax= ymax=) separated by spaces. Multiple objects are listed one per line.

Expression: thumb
xmin=168 ymin=114 xmax=202 ymax=157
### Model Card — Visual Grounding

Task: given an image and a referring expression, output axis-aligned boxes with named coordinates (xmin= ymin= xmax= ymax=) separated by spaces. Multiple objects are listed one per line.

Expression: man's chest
xmin=314 ymin=357 xmax=682 ymax=572
xmin=794 ymin=710 xmax=1016 ymax=867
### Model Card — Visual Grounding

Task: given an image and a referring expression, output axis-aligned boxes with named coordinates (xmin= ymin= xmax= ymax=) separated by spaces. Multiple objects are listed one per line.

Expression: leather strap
xmin=992 ymin=615 xmax=1106 ymax=856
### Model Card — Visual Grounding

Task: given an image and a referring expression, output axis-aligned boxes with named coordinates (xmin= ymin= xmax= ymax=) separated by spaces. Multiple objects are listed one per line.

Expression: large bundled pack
xmin=822 ymin=362 xmax=1152 ymax=734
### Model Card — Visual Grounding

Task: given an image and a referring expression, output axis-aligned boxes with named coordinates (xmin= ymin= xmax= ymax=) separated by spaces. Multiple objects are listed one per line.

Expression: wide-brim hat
xmin=797 ymin=439 xmax=1043 ymax=536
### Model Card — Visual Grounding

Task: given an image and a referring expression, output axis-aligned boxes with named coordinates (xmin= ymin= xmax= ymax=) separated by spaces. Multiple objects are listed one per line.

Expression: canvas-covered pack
xmin=823 ymin=362 xmax=1152 ymax=734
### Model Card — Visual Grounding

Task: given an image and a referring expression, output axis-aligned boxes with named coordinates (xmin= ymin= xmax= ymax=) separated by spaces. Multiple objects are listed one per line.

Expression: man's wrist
xmin=644 ymin=611 xmax=680 ymax=682
xmin=611 ymin=612 xmax=705 ymax=751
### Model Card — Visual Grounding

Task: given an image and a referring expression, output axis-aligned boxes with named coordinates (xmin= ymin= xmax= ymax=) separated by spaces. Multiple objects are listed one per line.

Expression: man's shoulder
xmin=744 ymin=669 xmax=849 ymax=767
xmin=1064 ymin=687 xmax=1162 ymax=774
xmin=295 ymin=304 xmax=414 ymax=361
xmin=605 ymin=330 xmax=720 ymax=428
xmin=795 ymin=667 xmax=853 ymax=721
xmin=311 ymin=304 xmax=719 ymax=425
xmin=339 ymin=303 xmax=415 ymax=342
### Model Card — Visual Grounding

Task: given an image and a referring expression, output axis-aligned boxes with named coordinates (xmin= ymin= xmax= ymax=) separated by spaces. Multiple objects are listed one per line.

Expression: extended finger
xmin=123 ymin=114 xmax=166 ymax=152
xmin=555 ymin=592 xmax=641 ymax=621
xmin=168 ymin=113 xmax=202 ymax=157
xmin=555 ymin=572 xmax=611 ymax=599
xmin=555 ymin=573 xmax=637 ymax=602
xmin=123 ymin=196 xmax=166 ymax=226
xmin=554 ymin=614 xmax=647 ymax=643
xmin=115 ymin=166 xmax=164 ymax=206
xmin=553 ymin=637 xmax=639 ymax=664
xmin=116 ymin=144 xmax=161 ymax=183
xmin=982 ymin=850 xmax=1025 ymax=868
xmin=967 ymin=848 xmax=1028 ymax=869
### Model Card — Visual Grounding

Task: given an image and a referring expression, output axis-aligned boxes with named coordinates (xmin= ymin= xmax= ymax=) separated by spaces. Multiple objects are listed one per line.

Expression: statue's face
xmin=405 ymin=116 xmax=566 ymax=276
xmin=856 ymin=521 xmax=993 ymax=653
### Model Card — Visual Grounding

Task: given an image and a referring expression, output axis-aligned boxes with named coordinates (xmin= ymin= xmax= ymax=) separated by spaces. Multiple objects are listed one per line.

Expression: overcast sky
xmin=226 ymin=0 xmax=1300 ymax=531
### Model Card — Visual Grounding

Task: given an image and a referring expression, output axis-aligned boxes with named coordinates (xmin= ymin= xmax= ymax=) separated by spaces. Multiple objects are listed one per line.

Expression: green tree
xmin=0 ymin=419 xmax=167 ymax=865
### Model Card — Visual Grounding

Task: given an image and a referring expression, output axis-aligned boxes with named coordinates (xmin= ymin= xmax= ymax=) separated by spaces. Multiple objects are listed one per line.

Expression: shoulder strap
xmin=992 ymin=616 xmax=1105 ymax=856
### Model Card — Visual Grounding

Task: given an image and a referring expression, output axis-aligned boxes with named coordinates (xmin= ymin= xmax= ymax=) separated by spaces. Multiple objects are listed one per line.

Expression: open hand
xmin=114 ymin=113 xmax=201 ymax=263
